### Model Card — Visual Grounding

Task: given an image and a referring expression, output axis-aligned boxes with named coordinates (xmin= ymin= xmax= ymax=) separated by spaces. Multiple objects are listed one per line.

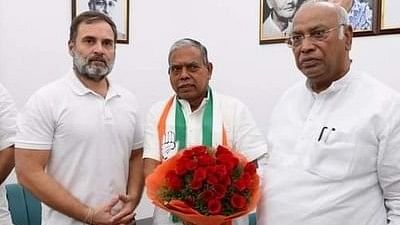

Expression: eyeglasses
xmin=287 ymin=25 xmax=344 ymax=48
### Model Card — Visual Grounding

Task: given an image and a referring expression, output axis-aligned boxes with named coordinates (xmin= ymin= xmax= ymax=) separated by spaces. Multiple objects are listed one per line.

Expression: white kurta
xmin=258 ymin=69 xmax=400 ymax=225
xmin=144 ymin=90 xmax=268 ymax=225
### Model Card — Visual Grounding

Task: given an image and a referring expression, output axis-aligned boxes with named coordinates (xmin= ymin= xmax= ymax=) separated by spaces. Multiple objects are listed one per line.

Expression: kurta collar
xmin=306 ymin=68 xmax=356 ymax=97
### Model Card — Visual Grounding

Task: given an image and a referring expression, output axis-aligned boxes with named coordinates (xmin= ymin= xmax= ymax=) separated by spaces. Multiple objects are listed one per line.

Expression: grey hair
xmin=336 ymin=4 xmax=349 ymax=39
xmin=168 ymin=38 xmax=209 ymax=66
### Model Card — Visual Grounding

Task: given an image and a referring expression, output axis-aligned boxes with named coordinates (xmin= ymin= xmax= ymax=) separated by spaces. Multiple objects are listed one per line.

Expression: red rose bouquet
xmin=146 ymin=145 xmax=260 ymax=225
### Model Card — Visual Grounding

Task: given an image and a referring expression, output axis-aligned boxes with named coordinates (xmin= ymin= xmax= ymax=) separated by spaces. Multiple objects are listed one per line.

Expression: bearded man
xmin=14 ymin=11 xmax=144 ymax=225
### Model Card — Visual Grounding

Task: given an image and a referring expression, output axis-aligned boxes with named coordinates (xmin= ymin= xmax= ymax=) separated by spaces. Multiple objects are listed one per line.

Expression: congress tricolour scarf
xmin=157 ymin=88 xmax=227 ymax=160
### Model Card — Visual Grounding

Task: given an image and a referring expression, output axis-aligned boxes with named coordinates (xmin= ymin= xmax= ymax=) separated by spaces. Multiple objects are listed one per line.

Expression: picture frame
xmin=72 ymin=0 xmax=130 ymax=44
xmin=259 ymin=0 xmax=300 ymax=45
xmin=259 ymin=0 xmax=378 ymax=45
xmin=377 ymin=0 xmax=400 ymax=34
xmin=351 ymin=0 xmax=378 ymax=37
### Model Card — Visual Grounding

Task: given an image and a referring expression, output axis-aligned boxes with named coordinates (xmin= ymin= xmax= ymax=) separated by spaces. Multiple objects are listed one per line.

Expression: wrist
xmin=83 ymin=207 xmax=95 ymax=225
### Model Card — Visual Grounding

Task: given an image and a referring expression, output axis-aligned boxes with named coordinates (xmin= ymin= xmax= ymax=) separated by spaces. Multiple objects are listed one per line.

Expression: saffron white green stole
xmin=157 ymin=88 xmax=228 ymax=161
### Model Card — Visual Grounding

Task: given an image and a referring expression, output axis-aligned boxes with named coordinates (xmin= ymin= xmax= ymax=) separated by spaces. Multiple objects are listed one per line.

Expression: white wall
xmin=1 ymin=0 xmax=400 ymax=219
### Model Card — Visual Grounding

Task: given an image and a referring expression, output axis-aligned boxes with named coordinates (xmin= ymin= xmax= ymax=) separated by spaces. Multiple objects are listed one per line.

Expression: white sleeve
xmin=378 ymin=100 xmax=400 ymax=224
xmin=0 ymin=84 xmax=17 ymax=150
xmin=15 ymin=92 xmax=54 ymax=150
xmin=231 ymin=100 xmax=268 ymax=161
xmin=143 ymin=102 xmax=164 ymax=161
xmin=130 ymin=95 xmax=144 ymax=151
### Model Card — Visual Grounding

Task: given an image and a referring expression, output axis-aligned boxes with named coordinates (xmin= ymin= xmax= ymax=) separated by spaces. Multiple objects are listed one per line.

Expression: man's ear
xmin=344 ymin=25 xmax=353 ymax=51
xmin=207 ymin=62 xmax=213 ymax=80
xmin=68 ymin=41 xmax=75 ymax=56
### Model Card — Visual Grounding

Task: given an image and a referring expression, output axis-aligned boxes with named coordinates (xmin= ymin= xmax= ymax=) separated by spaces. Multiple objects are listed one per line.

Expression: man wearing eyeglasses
xmin=257 ymin=1 xmax=400 ymax=225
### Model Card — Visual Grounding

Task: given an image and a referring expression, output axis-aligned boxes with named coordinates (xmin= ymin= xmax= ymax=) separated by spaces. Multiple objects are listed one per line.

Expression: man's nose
xmin=93 ymin=42 xmax=105 ymax=54
xmin=300 ymin=36 xmax=315 ymax=53
xmin=179 ymin=66 xmax=191 ymax=79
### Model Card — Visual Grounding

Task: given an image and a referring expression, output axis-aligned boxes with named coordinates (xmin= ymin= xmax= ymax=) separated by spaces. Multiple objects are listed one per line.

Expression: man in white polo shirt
xmin=0 ymin=83 xmax=17 ymax=225
xmin=15 ymin=11 xmax=144 ymax=225
xmin=143 ymin=38 xmax=268 ymax=225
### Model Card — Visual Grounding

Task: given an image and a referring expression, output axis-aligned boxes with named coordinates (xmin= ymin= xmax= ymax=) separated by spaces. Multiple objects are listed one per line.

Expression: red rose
xmin=190 ymin=178 xmax=203 ymax=190
xmin=244 ymin=162 xmax=257 ymax=175
xmin=217 ymin=154 xmax=239 ymax=172
xmin=233 ymin=178 xmax=247 ymax=192
xmin=215 ymin=164 xmax=228 ymax=177
xmin=206 ymin=165 xmax=217 ymax=174
xmin=193 ymin=167 xmax=207 ymax=182
xmin=182 ymin=149 xmax=194 ymax=157
xmin=199 ymin=190 xmax=214 ymax=202
xmin=219 ymin=175 xmax=231 ymax=186
xmin=230 ymin=193 xmax=246 ymax=209
xmin=198 ymin=154 xmax=215 ymax=166
xmin=213 ymin=184 xmax=227 ymax=199
xmin=215 ymin=145 xmax=233 ymax=157
xmin=192 ymin=145 xmax=208 ymax=156
xmin=166 ymin=170 xmax=183 ymax=191
xmin=175 ymin=162 xmax=188 ymax=175
xmin=241 ymin=172 xmax=252 ymax=183
xmin=207 ymin=199 xmax=222 ymax=215
xmin=184 ymin=159 xmax=198 ymax=171
xmin=207 ymin=174 xmax=219 ymax=185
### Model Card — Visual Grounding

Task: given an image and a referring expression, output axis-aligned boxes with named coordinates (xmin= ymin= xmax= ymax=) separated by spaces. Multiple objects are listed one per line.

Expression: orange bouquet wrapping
xmin=146 ymin=145 xmax=261 ymax=225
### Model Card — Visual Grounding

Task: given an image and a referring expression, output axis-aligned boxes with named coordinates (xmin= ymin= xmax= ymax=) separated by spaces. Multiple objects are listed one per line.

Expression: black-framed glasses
xmin=287 ymin=24 xmax=344 ymax=48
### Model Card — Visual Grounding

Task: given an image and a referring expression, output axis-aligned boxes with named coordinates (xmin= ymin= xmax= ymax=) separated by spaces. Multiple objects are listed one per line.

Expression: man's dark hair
xmin=69 ymin=11 xmax=117 ymax=44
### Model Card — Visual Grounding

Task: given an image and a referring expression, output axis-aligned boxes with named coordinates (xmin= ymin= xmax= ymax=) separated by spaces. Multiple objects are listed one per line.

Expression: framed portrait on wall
xmin=348 ymin=0 xmax=378 ymax=36
xmin=259 ymin=0 xmax=378 ymax=44
xmin=378 ymin=0 xmax=400 ymax=34
xmin=72 ymin=0 xmax=130 ymax=44
xmin=259 ymin=0 xmax=304 ymax=44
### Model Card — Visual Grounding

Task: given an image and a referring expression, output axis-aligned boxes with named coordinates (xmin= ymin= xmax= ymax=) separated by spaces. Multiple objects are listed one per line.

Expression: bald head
xmin=328 ymin=0 xmax=353 ymax=11
xmin=293 ymin=1 xmax=349 ymax=29
xmin=289 ymin=0 xmax=353 ymax=93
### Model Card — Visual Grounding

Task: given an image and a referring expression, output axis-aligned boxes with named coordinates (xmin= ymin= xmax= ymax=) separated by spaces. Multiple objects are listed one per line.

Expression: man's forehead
xmin=293 ymin=5 xmax=337 ymax=30
xmin=77 ymin=21 xmax=113 ymax=34
xmin=75 ymin=22 xmax=114 ymax=43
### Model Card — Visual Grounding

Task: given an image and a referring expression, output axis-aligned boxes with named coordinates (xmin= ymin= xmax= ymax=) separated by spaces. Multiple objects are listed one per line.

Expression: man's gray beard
xmin=72 ymin=53 xmax=114 ymax=81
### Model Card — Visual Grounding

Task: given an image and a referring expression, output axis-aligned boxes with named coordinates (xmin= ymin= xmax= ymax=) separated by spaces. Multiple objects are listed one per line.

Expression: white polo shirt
xmin=144 ymin=90 xmax=267 ymax=225
xmin=0 ymin=83 xmax=17 ymax=225
xmin=258 ymin=69 xmax=400 ymax=225
xmin=15 ymin=71 xmax=144 ymax=225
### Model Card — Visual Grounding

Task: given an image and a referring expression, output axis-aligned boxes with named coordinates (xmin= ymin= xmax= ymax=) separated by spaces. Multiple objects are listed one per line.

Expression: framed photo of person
xmin=259 ymin=0 xmax=304 ymax=44
xmin=259 ymin=0 xmax=379 ymax=44
xmin=72 ymin=0 xmax=130 ymax=44
xmin=378 ymin=0 xmax=400 ymax=34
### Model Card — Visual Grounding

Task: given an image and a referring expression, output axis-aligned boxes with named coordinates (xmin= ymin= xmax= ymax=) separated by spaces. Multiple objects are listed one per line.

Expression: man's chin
xmin=82 ymin=72 xmax=108 ymax=81
xmin=301 ymin=66 xmax=323 ymax=78
xmin=177 ymin=92 xmax=195 ymax=100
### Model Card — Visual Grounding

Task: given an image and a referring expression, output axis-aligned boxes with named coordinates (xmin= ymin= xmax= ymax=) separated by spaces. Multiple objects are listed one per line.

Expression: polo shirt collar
xmin=67 ymin=70 xmax=121 ymax=98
